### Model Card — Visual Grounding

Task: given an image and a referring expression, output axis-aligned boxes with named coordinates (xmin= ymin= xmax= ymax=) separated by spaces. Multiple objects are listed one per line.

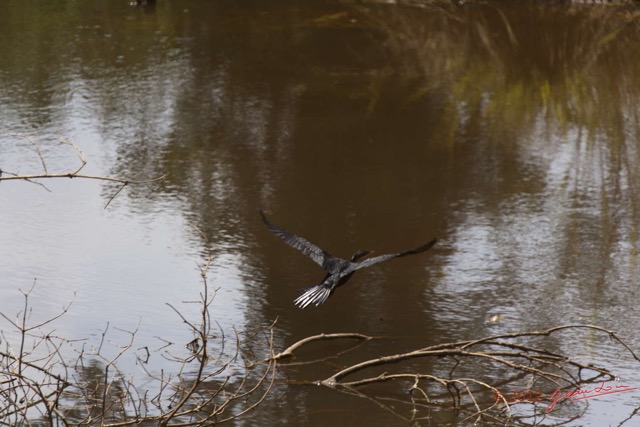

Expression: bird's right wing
xmin=260 ymin=211 xmax=333 ymax=268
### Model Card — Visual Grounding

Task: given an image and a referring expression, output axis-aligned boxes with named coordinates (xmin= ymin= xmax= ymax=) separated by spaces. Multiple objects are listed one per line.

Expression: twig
xmin=0 ymin=171 xmax=167 ymax=185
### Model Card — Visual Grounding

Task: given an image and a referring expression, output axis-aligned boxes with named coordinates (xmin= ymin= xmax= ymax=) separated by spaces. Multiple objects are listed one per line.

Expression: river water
xmin=1 ymin=1 xmax=639 ymax=425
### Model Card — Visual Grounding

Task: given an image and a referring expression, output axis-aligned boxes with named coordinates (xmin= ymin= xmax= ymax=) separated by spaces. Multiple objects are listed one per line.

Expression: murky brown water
xmin=1 ymin=0 xmax=640 ymax=425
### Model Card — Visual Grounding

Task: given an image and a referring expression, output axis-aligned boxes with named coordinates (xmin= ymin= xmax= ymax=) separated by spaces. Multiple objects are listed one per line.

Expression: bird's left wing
xmin=353 ymin=238 xmax=436 ymax=270
xmin=260 ymin=211 xmax=333 ymax=268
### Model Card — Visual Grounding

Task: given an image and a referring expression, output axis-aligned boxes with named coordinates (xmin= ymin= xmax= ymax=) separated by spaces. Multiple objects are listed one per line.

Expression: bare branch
xmin=271 ymin=332 xmax=374 ymax=361
xmin=2 ymin=135 xmax=166 ymax=208
xmin=268 ymin=324 xmax=640 ymax=424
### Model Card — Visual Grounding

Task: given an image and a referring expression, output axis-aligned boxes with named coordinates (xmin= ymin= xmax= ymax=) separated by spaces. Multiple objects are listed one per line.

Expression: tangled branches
xmin=270 ymin=326 xmax=640 ymax=425
xmin=0 ymin=263 xmax=276 ymax=426
xmin=0 ymin=281 xmax=74 ymax=424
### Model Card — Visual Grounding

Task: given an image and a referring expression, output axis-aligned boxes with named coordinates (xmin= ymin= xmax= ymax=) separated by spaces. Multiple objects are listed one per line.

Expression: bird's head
xmin=350 ymin=249 xmax=372 ymax=262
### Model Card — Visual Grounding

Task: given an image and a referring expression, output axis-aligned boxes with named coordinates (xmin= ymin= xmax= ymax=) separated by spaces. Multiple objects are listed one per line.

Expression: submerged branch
xmin=270 ymin=324 xmax=639 ymax=425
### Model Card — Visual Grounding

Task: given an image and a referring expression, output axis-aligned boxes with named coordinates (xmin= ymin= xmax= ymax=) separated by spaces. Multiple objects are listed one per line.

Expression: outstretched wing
xmin=353 ymin=238 xmax=436 ymax=270
xmin=260 ymin=211 xmax=333 ymax=268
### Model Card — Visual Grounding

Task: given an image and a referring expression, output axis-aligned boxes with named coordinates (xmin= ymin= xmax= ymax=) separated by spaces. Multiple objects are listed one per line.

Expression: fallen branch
xmin=271 ymin=332 xmax=373 ymax=361
xmin=270 ymin=325 xmax=639 ymax=425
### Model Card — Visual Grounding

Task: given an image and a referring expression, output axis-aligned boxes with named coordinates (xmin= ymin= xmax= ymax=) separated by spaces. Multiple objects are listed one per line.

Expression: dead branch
xmin=1 ymin=134 xmax=166 ymax=208
xmin=271 ymin=332 xmax=374 ymax=361
xmin=269 ymin=324 xmax=639 ymax=425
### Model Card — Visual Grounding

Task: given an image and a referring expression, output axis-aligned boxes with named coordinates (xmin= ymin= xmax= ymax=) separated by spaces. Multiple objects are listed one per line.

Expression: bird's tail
xmin=294 ymin=285 xmax=332 ymax=309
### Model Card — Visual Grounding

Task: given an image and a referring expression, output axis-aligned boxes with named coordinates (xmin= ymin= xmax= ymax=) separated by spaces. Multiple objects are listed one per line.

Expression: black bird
xmin=260 ymin=212 xmax=436 ymax=308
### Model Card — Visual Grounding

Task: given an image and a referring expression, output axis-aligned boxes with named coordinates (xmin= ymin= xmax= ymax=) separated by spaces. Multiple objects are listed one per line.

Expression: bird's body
xmin=260 ymin=212 xmax=436 ymax=308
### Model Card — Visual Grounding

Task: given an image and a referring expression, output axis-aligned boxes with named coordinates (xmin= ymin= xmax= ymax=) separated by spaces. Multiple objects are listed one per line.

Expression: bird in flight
xmin=260 ymin=211 xmax=436 ymax=308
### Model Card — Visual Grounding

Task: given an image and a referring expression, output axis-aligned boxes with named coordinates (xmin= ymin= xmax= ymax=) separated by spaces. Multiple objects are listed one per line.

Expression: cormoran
xmin=260 ymin=211 xmax=436 ymax=308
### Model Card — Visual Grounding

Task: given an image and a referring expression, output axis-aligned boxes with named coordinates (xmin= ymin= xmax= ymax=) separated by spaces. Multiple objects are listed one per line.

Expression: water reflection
xmin=1 ymin=0 xmax=640 ymax=425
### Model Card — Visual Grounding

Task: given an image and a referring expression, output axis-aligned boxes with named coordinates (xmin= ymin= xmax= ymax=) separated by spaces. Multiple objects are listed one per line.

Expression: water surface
xmin=1 ymin=1 xmax=640 ymax=425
